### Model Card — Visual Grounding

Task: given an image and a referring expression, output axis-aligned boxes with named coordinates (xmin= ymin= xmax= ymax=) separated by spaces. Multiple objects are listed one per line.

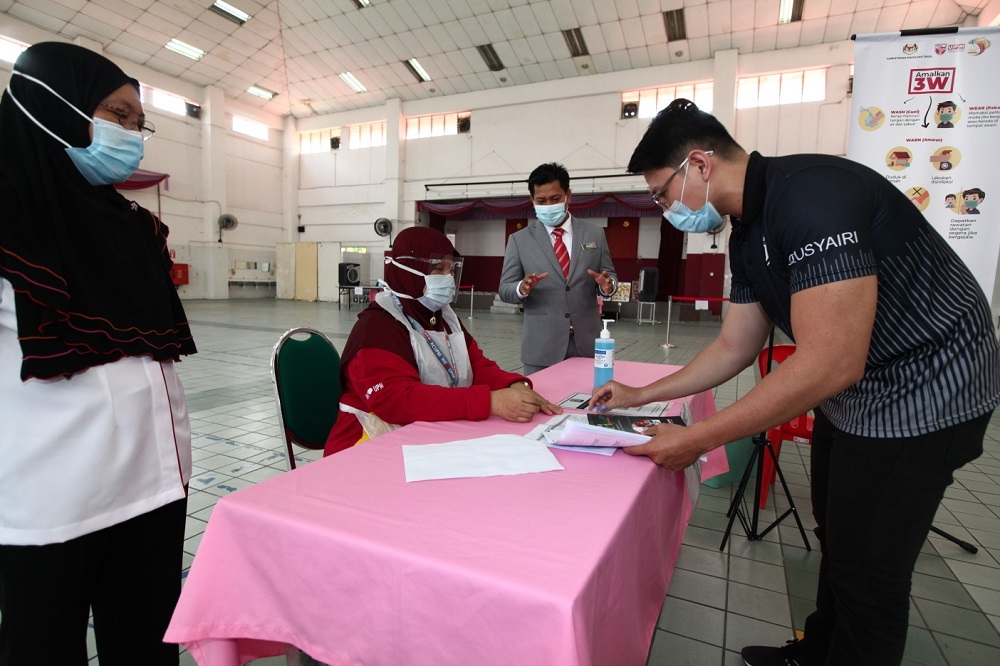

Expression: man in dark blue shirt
xmin=590 ymin=100 xmax=1000 ymax=666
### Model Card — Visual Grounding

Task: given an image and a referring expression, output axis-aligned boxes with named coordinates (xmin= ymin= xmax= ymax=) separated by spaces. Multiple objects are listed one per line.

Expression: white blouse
xmin=0 ymin=278 xmax=191 ymax=546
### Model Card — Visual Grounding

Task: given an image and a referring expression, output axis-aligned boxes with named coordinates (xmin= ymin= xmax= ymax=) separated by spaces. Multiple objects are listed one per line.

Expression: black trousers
xmin=802 ymin=409 xmax=990 ymax=665
xmin=523 ymin=330 xmax=581 ymax=376
xmin=0 ymin=496 xmax=187 ymax=666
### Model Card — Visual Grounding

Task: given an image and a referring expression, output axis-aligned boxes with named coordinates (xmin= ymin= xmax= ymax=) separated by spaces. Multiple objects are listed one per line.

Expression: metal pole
xmin=468 ymin=285 xmax=474 ymax=320
xmin=661 ymin=296 xmax=676 ymax=348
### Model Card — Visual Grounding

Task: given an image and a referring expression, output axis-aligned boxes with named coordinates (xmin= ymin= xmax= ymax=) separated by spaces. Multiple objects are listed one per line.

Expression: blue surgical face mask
xmin=534 ymin=202 xmax=567 ymax=227
xmin=663 ymin=166 xmax=726 ymax=234
xmin=6 ymin=70 xmax=144 ymax=186
xmin=939 ymin=112 xmax=954 ymax=122
xmin=385 ymin=258 xmax=457 ymax=312
xmin=418 ymin=273 xmax=457 ymax=311
xmin=65 ymin=118 xmax=144 ymax=186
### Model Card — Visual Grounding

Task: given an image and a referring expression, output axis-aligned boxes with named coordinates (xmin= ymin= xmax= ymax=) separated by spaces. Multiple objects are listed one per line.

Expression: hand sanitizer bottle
xmin=594 ymin=319 xmax=615 ymax=387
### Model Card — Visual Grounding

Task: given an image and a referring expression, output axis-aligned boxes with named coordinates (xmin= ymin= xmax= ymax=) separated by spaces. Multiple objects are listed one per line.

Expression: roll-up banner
xmin=849 ymin=27 xmax=1000 ymax=299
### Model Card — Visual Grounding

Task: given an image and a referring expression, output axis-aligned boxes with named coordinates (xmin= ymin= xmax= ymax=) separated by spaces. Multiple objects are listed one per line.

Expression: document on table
xmin=556 ymin=392 xmax=671 ymax=417
xmin=525 ymin=414 xmax=649 ymax=456
xmin=402 ymin=434 xmax=564 ymax=482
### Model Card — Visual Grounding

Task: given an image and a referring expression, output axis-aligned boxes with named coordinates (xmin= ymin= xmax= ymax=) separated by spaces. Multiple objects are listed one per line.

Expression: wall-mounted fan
xmin=374 ymin=217 xmax=393 ymax=246
xmin=217 ymin=213 xmax=239 ymax=242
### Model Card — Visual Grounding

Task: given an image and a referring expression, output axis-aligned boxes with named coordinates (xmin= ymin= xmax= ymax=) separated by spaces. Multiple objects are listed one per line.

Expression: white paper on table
xmin=558 ymin=420 xmax=651 ymax=448
xmin=556 ymin=392 xmax=671 ymax=417
xmin=525 ymin=415 xmax=617 ymax=455
xmin=402 ymin=434 xmax=564 ymax=482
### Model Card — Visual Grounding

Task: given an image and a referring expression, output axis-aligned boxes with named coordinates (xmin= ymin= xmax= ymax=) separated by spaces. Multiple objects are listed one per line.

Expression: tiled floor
xmin=82 ymin=298 xmax=1000 ymax=664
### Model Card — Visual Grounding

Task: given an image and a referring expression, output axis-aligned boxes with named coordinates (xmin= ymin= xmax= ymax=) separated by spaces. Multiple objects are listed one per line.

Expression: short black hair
xmin=627 ymin=99 xmax=743 ymax=174
xmin=528 ymin=162 xmax=569 ymax=196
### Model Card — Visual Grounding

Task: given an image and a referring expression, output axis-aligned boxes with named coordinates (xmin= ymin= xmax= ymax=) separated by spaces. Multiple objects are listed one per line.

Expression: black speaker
xmin=621 ymin=102 xmax=638 ymax=119
xmin=638 ymin=267 xmax=659 ymax=302
xmin=339 ymin=262 xmax=360 ymax=286
xmin=330 ymin=136 xmax=341 ymax=149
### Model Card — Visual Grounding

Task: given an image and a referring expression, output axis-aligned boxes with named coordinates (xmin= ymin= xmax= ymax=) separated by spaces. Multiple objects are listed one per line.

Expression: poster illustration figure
xmin=936 ymin=100 xmax=958 ymax=128
xmin=963 ymin=187 xmax=986 ymax=214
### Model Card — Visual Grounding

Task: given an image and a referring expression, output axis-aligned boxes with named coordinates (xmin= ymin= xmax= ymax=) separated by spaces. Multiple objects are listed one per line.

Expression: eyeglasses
xmin=649 ymin=150 xmax=713 ymax=208
xmin=98 ymin=102 xmax=156 ymax=141
xmin=395 ymin=255 xmax=463 ymax=277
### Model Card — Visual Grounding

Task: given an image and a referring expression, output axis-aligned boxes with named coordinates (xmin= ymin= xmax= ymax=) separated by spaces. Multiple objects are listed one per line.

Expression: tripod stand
xmin=719 ymin=428 xmax=812 ymax=551
xmin=719 ymin=333 xmax=812 ymax=552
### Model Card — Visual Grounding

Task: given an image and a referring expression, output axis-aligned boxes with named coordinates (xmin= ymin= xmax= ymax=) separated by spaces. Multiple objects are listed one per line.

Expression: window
xmin=622 ymin=82 xmax=713 ymax=119
xmin=0 ymin=35 xmax=27 ymax=64
xmin=737 ymin=69 xmax=826 ymax=109
xmin=233 ymin=115 xmax=269 ymax=140
xmin=139 ymin=85 xmax=199 ymax=118
xmin=348 ymin=121 xmax=386 ymax=149
xmin=299 ymin=129 xmax=341 ymax=154
xmin=145 ymin=87 xmax=188 ymax=115
xmin=405 ymin=112 xmax=469 ymax=140
xmin=342 ymin=247 xmax=367 ymax=254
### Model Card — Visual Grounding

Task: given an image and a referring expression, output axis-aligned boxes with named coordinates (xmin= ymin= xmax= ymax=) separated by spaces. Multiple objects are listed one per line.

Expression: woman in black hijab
xmin=0 ymin=43 xmax=196 ymax=665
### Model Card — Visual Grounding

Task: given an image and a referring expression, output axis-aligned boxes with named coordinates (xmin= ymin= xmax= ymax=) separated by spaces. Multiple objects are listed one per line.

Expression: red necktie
xmin=552 ymin=228 xmax=570 ymax=278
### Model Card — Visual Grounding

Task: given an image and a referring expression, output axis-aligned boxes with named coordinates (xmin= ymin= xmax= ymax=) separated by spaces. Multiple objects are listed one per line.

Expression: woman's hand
xmin=491 ymin=386 xmax=562 ymax=422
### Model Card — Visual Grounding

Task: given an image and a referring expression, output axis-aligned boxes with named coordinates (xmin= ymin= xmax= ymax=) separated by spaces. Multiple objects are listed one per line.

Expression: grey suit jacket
xmin=498 ymin=217 xmax=617 ymax=368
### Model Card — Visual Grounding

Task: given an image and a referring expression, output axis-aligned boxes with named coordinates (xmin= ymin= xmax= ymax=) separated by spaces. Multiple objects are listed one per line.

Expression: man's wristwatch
xmin=600 ymin=276 xmax=618 ymax=296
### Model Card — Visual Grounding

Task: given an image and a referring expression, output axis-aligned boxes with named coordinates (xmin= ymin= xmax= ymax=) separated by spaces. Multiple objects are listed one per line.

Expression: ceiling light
xmin=476 ymin=44 xmax=504 ymax=72
xmin=248 ymin=85 xmax=277 ymax=100
xmin=664 ymin=9 xmax=687 ymax=41
xmin=351 ymin=0 xmax=373 ymax=8
xmin=779 ymin=0 xmax=805 ymax=24
xmin=339 ymin=71 xmax=367 ymax=93
xmin=404 ymin=58 xmax=432 ymax=83
xmin=166 ymin=39 xmax=206 ymax=61
xmin=209 ymin=1 xmax=251 ymax=25
xmin=563 ymin=28 xmax=589 ymax=57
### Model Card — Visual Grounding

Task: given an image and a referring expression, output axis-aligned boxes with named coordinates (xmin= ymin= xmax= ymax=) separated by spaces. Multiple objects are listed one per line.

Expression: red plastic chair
xmin=757 ymin=344 xmax=814 ymax=509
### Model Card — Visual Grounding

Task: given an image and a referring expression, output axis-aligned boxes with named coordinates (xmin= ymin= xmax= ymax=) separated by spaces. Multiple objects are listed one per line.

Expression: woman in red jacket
xmin=325 ymin=227 xmax=561 ymax=455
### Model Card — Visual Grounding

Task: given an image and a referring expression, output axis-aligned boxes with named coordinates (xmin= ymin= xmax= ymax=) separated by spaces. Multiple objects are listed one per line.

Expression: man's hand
xmin=490 ymin=386 xmax=561 ymax=422
xmin=623 ymin=423 xmax=704 ymax=470
xmin=588 ymin=269 xmax=615 ymax=295
xmin=519 ymin=272 xmax=549 ymax=297
xmin=588 ymin=380 xmax=641 ymax=412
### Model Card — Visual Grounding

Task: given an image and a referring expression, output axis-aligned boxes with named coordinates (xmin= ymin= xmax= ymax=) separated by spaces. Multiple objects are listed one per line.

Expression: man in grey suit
xmin=499 ymin=163 xmax=618 ymax=375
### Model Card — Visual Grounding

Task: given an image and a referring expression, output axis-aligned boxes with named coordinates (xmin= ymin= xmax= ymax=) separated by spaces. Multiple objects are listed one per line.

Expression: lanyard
xmin=391 ymin=294 xmax=458 ymax=387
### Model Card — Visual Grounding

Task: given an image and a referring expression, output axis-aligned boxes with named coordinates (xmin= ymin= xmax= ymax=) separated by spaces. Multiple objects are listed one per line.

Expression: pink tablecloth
xmin=165 ymin=359 xmax=722 ymax=666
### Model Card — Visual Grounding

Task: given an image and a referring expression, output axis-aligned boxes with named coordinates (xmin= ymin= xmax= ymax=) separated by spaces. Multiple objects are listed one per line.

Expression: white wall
xmin=9 ymin=15 xmax=997 ymax=314
xmin=293 ymin=42 xmax=858 ymax=301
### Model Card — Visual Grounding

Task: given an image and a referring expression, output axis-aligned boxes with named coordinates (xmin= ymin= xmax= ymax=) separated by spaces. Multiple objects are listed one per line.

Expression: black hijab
xmin=0 ymin=42 xmax=196 ymax=380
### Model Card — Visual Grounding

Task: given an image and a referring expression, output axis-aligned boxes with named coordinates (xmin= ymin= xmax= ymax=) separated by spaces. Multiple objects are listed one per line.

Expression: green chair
xmin=270 ymin=327 xmax=341 ymax=470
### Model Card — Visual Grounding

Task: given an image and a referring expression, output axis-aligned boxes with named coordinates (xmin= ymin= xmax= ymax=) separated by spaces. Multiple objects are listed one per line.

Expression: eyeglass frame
xmin=392 ymin=255 xmax=463 ymax=276
xmin=98 ymin=102 xmax=155 ymax=141
xmin=649 ymin=150 xmax=713 ymax=209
